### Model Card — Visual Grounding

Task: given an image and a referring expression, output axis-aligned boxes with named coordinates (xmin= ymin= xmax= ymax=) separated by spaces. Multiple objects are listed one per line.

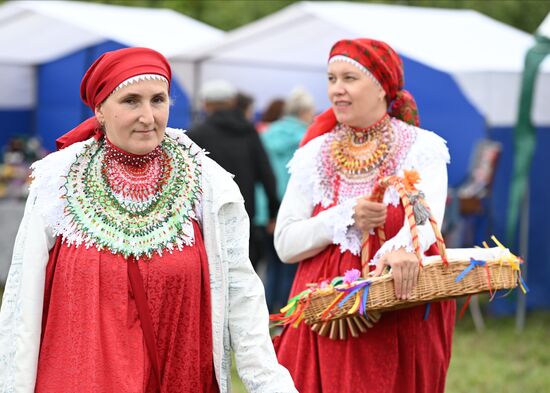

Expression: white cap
xmin=285 ymin=87 xmax=315 ymax=116
xmin=200 ymin=79 xmax=237 ymax=102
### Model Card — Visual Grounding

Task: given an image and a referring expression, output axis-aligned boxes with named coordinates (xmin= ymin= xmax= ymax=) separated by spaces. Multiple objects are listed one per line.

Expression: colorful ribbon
xmin=455 ymin=258 xmax=486 ymax=283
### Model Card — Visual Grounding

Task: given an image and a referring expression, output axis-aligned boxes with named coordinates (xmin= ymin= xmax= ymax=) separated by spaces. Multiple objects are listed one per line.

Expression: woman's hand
xmin=353 ymin=198 xmax=386 ymax=232
xmin=372 ymin=248 xmax=420 ymax=300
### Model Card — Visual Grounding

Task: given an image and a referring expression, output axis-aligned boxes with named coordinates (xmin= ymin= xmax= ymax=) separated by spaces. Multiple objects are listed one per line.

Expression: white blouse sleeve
xmin=274 ymin=172 xmax=358 ymax=263
xmin=370 ymin=129 xmax=450 ymax=266
xmin=274 ymin=136 xmax=360 ymax=263
xmin=0 ymin=188 xmax=56 ymax=392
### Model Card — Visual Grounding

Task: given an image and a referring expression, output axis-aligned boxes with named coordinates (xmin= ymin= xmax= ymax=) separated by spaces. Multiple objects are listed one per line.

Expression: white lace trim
xmin=370 ymin=240 xmax=416 ymax=267
xmin=288 ymin=135 xmax=331 ymax=208
xmin=167 ymin=128 xmax=205 ymax=222
xmin=403 ymin=127 xmax=450 ymax=170
xmin=113 ymin=74 xmax=168 ymax=92
xmin=329 ymin=55 xmax=383 ymax=91
xmin=329 ymin=198 xmax=361 ymax=255
xmin=289 ymin=121 xmax=449 ymax=255
xmin=30 ymin=140 xmax=91 ymax=248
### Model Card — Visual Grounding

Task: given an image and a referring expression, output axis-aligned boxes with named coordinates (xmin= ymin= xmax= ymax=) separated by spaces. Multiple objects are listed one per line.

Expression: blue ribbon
xmin=360 ymin=284 xmax=371 ymax=316
xmin=455 ymin=258 xmax=486 ymax=283
xmin=519 ymin=276 xmax=530 ymax=293
xmin=423 ymin=303 xmax=431 ymax=321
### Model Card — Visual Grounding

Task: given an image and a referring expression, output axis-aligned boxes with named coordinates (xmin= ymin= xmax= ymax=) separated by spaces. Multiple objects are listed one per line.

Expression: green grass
xmin=447 ymin=311 xmax=550 ymax=393
xmin=231 ymin=311 xmax=550 ymax=393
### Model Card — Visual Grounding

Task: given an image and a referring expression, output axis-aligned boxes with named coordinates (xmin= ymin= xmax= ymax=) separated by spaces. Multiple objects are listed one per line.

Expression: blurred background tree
xmin=80 ymin=0 xmax=549 ymax=33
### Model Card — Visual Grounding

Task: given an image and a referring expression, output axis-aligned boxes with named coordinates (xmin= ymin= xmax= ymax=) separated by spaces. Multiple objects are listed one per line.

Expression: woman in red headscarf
xmin=272 ymin=39 xmax=455 ymax=392
xmin=0 ymin=47 xmax=297 ymax=393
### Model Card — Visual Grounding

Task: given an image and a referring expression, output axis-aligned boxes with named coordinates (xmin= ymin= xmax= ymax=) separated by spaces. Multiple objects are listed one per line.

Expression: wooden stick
xmin=329 ymin=320 xmax=339 ymax=340
xmin=352 ymin=316 xmax=368 ymax=333
xmin=311 ymin=323 xmax=321 ymax=333
xmin=338 ymin=318 xmax=347 ymax=340
xmin=368 ymin=311 xmax=381 ymax=323
xmin=346 ymin=317 xmax=360 ymax=338
xmin=358 ymin=314 xmax=374 ymax=328
xmin=318 ymin=321 xmax=330 ymax=337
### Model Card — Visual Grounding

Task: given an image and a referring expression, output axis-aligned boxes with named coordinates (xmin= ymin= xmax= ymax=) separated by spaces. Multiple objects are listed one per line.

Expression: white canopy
xmin=538 ymin=12 xmax=550 ymax=39
xmin=0 ymin=0 xmax=224 ymax=107
xmin=183 ymin=1 xmax=550 ymax=127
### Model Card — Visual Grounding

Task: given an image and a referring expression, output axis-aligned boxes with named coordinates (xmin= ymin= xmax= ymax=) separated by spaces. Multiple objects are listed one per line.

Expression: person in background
xmin=0 ymin=48 xmax=297 ymax=393
xmin=235 ymin=92 xmax=256 ymax=122
xmin=273 ymin=38 xmax=454 ymax=393
xmin=256 ymin=87 xmax=315 ymax=312
xmin=187 ymin=80 xmax=279 ymax=270
xmin=256 ymin=98 xmax=285 ymax=134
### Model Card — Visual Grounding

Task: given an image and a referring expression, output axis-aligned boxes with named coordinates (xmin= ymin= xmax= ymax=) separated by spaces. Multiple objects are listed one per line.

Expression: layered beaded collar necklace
xmin=331 ymin=114 xmax=392 ymax=175
xmin=103 ymin=138 xmax=168 ymax=212
xmin=317 ymin=114 xmax=416 ymax=205
xmin=63 ymin=135 xmax=202 ymax=259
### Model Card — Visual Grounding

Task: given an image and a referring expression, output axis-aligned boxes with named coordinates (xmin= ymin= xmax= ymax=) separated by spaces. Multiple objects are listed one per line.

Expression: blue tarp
xmin=0 ymin=110 xmax=33 ymax=153
xmin=488 ymin=126 xmax=550 ymax=312
xmin=402 ymin=56 xmax=486 ymax=187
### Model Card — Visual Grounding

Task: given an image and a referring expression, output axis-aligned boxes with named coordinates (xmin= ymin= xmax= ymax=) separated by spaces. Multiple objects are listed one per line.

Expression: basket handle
xmin=360 ymin=173 xmax=447 ymax=277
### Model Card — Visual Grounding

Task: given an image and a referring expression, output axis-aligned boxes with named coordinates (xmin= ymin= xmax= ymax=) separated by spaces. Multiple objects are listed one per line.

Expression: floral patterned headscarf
xmin=300 ymin=38 xmax=419 ymax=147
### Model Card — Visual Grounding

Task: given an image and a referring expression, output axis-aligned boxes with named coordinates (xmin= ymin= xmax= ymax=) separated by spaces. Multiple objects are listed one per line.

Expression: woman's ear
xmin=94 ymin=105 xmax=104 ymax=126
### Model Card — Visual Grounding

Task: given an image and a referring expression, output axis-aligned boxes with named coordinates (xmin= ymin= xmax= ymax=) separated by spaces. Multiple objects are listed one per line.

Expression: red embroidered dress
xmin=35 ymin=137 xmax=219 ymax=393
xmin=274 ymin=117 xmax=455 ymax=393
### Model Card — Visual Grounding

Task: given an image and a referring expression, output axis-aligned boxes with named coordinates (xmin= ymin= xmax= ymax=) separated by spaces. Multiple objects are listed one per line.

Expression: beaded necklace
xmin=317 ymin=115 xmax=416 ymax=204
xmin=102 ymin=139 xmax=168 ymax=213
xmin=64 ymin=135 xmax=202 ymax=259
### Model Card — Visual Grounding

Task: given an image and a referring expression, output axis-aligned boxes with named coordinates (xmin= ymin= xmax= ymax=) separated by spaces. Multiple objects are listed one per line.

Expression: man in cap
xmin=188 ymin=80 xmax=279 ymax=270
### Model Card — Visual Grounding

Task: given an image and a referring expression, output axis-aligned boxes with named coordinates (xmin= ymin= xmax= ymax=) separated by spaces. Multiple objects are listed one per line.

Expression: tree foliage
xmin=82 ymin=0 xmax=549 ymax=33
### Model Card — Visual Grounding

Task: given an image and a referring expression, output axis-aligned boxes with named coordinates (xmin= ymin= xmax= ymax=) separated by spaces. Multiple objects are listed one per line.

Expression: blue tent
xmin=0 ymin=0 xmax=223 ymax=151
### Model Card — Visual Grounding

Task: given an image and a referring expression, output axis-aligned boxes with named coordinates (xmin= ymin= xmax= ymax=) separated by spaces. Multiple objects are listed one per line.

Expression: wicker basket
xmin=270 ymin=173 xmax=525 ymax=340
xmin=301 ymin=252 xmax=519 ymax=326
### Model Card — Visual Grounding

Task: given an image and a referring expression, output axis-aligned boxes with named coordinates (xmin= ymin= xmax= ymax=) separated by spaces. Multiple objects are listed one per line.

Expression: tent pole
xmin=31 ymin=64 xmax=38 ymax=138
xmin=515 ymin=184 xmax=529 ymax=333
xmin=191 ymin=58 xmax=203 ymax=123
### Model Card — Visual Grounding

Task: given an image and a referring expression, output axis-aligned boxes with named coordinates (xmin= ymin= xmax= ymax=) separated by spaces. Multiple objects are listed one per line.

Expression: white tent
xmin=0 ymin=0 xmax=224 ymax=108
xmin=182 ymin=1 xmax=550 ymax=128
xmin=538 ymin=11 xmax=550 ymax=39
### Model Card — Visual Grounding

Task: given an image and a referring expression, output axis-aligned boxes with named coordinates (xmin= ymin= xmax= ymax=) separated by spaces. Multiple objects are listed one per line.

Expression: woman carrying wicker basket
xmin=272 ymin=38 xmax=455 ymax=393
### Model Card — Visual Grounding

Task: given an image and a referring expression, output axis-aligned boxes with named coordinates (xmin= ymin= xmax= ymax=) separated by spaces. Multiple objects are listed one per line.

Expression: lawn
xmin=446 ymin=310 xmax=550 ymax=393
xmin=231 ymin=310 xmax=550 ymax=393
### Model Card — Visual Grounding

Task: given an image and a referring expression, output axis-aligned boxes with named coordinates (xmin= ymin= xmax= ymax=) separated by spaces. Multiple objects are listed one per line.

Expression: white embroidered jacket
xmin=274 ymin=122 xmax=450 ymax=265
xmin=0 ymin=129 xmax=297 ymax=393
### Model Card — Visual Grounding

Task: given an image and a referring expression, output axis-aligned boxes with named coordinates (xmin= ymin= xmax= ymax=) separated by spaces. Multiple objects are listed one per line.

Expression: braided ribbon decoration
xmin=360 ymin=171 xmax=448 ymax=277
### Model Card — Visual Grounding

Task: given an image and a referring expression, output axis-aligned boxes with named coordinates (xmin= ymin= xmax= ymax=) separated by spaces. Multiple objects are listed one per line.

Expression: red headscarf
xmin=56 ymin=47 xmax=172 ymax=150
xmin=300 ymin=38 xmax=419 ymax=147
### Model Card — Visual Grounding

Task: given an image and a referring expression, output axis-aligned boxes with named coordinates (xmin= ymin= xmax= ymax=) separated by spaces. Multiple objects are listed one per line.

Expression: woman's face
xmin=95 ymin=78 xmax=169 ymax=155
xmin=327 ymin=61 xmax=387 ymax=128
